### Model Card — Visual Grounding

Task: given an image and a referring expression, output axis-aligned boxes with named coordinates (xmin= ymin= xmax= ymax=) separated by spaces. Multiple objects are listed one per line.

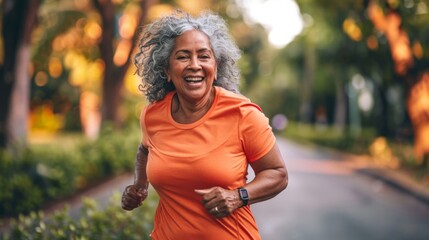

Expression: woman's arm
xmin=133 ymin=143 xmax=149 ymax=189
xmin=245 ymin=143 xmax=288 ymax=205
xmin=195 ymin=143 xmax=288 ymax=218
xmin=122 ymin=108 xmax=151 ymax=211
xmin=121 ymin=143 xmax=149 ymax=211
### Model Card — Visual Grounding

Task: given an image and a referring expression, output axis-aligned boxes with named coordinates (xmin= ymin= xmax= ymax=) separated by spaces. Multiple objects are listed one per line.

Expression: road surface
xmin=251 ymin=137 xmax=429 ymax=240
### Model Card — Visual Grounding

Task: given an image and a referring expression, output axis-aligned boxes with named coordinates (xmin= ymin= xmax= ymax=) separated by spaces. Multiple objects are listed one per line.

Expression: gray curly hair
xmin=134 ymin=10 xmax=241 ymax=103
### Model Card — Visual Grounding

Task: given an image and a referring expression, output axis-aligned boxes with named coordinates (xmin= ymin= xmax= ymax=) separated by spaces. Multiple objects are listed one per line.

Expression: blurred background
xmin=1 ymin=0 xmax=429 ymax=238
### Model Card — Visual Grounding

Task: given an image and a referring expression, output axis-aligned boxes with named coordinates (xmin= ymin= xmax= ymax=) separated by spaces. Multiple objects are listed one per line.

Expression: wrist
xmin=135 ymin=181 xmax=149 ymax=190
xmin=237 ymin=187 xmax=249 ymax=207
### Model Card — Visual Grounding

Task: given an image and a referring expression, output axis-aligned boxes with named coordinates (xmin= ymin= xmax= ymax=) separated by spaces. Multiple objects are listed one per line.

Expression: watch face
xmin=240 ymin=188 xmax=249 ymax=199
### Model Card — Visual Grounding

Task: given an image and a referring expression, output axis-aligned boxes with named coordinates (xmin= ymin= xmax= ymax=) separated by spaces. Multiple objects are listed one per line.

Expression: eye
xmin=199 ymin=54 xmax=211 ymax=60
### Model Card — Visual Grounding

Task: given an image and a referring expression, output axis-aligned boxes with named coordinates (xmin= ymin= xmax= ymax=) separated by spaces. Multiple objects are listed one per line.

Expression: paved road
xmin=251 ymin=138 xmax=429 ymax=240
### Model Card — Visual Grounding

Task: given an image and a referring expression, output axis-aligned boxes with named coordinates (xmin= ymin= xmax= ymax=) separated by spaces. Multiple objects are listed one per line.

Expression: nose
xmin=188 ymin=56 xmax=201 ymax=70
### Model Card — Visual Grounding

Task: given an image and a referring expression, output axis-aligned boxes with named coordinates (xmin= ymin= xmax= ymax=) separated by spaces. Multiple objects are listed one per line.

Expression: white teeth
xmin=185 ymin=77 xmax=203 ymax=82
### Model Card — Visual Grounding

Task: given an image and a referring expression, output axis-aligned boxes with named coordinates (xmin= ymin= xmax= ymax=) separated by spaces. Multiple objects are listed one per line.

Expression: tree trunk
xmin=94 ymin=0 xmax=116 ymax=126
xmin=93 ymin=0 xmax=155 ymax=129
xmin=0 ymin=0 xmax=40 ymax=152
xmin=299 ymin=40 xmax=315 ymax=123
xmin=333 ymin=77 xmax=346 ymax=132
xmin=374 ymin=81 xmax=389 ymax=136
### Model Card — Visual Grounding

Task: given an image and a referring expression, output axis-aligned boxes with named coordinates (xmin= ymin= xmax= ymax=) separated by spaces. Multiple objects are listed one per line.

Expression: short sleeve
xmin=239 ymin=103 xmax=276 ymax=162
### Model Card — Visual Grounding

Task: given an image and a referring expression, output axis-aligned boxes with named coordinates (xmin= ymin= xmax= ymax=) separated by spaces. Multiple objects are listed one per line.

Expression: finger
xmin=122 ymin=186 xmax=147 ymax=210
xmin=137 ymin=187 xmax=148 ymax=197
xmin=122 ymin=195 xmax=145 ymax=210
xmin=194 ymin=187 xmax=216 ymax=195
xmin=122 ymin=198 xmax=136 ymax=211
xmin=125 ymin=186 xmax=145 ymax=201
xmin=122 ymin=195 xmax=139 ymax=208
xmin=210 ymin=206 xmax=227 ymax=219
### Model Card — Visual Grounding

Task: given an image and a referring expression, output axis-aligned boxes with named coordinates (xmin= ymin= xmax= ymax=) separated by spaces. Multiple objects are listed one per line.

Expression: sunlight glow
xmin=412 ymin=41 xmax=423 ymax=59
xmin=236 ymin=0 xmax=304 ymax=48
xmin=114 ymin=39 xmax=132 ymax=66
xmin=124 ymin=64 xmax=141 ymax=96
xmin=343 ymin=18 xmax=362 ymax=41
xmin=35 ymin=71 xmax=49 ymax=87
xmin=80 ymin=91 xmax=101 ymax=139
xmin=407 ymin=72 xmax=429 ymax=162
xmin=84 ymin=21 xmax=102 ymax=41
xmin=368 ymin=0 xmax=413 ymax=75
xmin=48 ymin=57 xmax=63 ymax=78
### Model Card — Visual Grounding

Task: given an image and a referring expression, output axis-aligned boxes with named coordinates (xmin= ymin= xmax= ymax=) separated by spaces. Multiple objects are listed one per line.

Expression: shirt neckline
xmin=167 ymin=86 xmax=220 ymax=129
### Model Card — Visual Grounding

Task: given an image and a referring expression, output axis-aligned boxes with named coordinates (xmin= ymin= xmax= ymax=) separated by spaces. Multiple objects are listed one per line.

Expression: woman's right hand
xmin=121 ymin=185 xmax=148 ymax=211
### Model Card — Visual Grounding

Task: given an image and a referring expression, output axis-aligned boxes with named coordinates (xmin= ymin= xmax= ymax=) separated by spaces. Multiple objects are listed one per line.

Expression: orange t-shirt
xmin=141 ymin=87 xmax=276 ymax=240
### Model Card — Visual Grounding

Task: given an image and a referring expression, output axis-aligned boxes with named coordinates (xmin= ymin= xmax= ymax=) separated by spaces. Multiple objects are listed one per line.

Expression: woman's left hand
xmin=195 ymin=187 xmax=243 ymax=218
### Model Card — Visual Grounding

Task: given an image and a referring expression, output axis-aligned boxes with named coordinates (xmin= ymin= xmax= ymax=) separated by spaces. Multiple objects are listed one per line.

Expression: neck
xmin=172 ymin=88 xmax=215 ymax=124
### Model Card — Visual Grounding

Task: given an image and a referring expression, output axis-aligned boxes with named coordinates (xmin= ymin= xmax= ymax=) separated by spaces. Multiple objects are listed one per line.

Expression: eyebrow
xmin=173 ymin=48 xmax=213 ymax=55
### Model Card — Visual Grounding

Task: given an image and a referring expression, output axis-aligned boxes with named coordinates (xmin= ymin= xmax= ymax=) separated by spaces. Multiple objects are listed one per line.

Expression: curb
xmin=357 ymin=167 xmax=429 ymax=205
xmin=288 ymin=139 xmax=429 ymax=206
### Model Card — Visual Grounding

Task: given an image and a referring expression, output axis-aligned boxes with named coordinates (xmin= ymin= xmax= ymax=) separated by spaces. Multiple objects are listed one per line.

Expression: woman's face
xmin=166 ymin=30 xmax=217 ymax=103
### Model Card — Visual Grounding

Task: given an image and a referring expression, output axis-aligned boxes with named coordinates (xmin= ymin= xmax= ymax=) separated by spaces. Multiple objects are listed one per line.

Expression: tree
xmin=293 ymin=0 xmax=429 ymax=162
xmin=92 ymin=0 xmax=156 ymax=128
xmin=0 ymin=0 xmax=41 ymax=152
xmin=366 ymin=0 xmax=429 ymax=162
xmin=28 ymin=0 xmax=157 ymax=138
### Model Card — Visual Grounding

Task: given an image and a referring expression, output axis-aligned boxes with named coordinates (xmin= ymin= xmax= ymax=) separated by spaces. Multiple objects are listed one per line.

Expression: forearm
xmin=245 ymin=167 xmax=288 ymax=205
xmin=133 ymin=143 xmax=149 ymax=189
xmin=243 ymin=144 xmax=288 ymax=206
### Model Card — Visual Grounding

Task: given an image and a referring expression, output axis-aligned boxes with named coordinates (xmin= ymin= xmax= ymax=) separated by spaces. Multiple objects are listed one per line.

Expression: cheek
xmin=167 ymin=66 xmax=181 ymax=79
xmin=207 ymin=63 xmax=217 ymax=76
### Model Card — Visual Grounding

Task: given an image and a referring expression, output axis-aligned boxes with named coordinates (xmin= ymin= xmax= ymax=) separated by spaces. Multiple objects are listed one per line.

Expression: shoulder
xmin=145 ymin=91 xmax=174 ymax=114
xmin=215 ymin=87 xmax=262 ymax=115
xmin=140 ymin=91 xmax=174 ymax=131
xmin=216 ymin=86 xmax=250 ymax=103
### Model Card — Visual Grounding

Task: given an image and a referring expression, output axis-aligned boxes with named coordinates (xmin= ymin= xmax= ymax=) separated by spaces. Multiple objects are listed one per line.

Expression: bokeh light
xmin=35 ymin=71 xmax=49 ymax=87
xmin=237 ymin=0 xmax=304 ymax=48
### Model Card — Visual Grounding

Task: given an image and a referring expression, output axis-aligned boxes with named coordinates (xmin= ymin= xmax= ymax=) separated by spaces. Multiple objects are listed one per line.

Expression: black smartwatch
xmin=238 ymin=187 xmax=249 ymax=207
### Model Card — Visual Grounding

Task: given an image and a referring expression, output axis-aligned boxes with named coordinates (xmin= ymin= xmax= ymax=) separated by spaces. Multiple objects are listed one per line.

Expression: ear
xmin=214 ymin=62 xmax=218 ymax=81
xmin=165 ymin=68 xmax=171 ymax=82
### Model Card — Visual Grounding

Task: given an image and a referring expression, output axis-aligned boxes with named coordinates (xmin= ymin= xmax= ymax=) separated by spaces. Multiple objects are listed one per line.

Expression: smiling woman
xmin=122 ymin=10 xmax=288 ymax=240
xmin=166 ymin=30 xmax=217 ymax=120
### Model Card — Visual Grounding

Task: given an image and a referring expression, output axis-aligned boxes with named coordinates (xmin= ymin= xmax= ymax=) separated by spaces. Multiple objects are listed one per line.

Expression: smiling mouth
xmin=185 ymin=77 xmax=204 ymax=83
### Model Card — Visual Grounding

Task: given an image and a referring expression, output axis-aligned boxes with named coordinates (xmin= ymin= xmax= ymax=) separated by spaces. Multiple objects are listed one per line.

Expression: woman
xmin=121 ymin=10 xmax=288 ymax=240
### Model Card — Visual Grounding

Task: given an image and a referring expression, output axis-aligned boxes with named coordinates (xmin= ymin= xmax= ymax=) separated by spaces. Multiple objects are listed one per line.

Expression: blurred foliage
xmin=250 ymin=0 xmax=427 ymax=137
xmin=1 ymin=192 xmax=157 ymax=240
xmin=0 ymin=125 xmax=140 ymax=217
xmin=283 ymin=121 xmax=377 ymax=154
xmin=8 ymin=0 xmax=429 ymax=138
xmin=28 ymin=0 xmax=239 ymax=133
xmin=25 ymin=0 xmax=268 ymax=133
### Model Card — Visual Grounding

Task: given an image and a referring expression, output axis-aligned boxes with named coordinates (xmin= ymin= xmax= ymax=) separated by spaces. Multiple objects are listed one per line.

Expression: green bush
xmin=283 ymin=121 xmax=376 ymax=154
xmin=1 ymin=192 xmax=157 ymax=240
xmin=0 ymin=126 xmax=140 ymax=217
